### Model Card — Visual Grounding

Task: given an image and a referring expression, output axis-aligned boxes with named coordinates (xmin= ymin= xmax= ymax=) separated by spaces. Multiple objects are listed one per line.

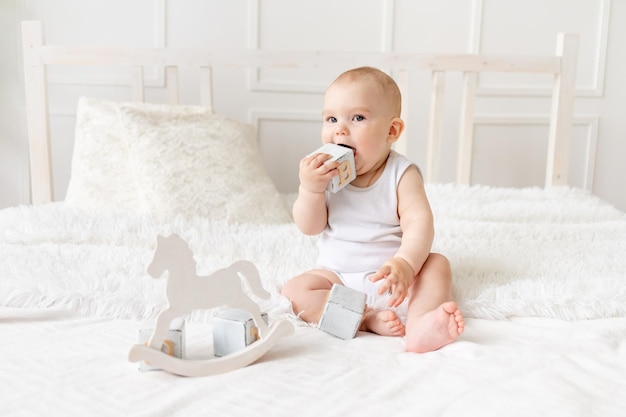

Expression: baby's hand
xmin=299 ymin=152 xmax=339 ymax=194
xmin=369 ymin=257 xmax=415 ymax=308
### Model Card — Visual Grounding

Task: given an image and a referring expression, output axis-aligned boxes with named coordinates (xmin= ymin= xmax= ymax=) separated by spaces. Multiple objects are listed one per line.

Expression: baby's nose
xmin=335 ymin=123 xmax=348 ymax=135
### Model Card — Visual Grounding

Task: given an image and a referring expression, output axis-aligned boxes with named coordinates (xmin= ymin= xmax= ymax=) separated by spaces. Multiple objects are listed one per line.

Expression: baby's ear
xmin=387 ymin=118 xmax=405 ymax=143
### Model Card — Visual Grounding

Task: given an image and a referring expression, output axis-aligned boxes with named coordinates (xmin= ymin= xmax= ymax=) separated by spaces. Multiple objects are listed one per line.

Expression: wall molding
xmin=249 ymin=109 xmax=319 ymax=130
xmin=248 ymin=0 xmax=325 ymax=93
xmin=476 ymin=0 xmax=610 ymax=97
xmin=247 ymin=0 xmax=396 ymax=93
xmin=381 ymin=0 xmax=396 ymax=52
xmin=16 ymin=0 xmax=167 ymax=87
xmin=473 ymin=114 xmax=599 ymax=191
xmin=469 ymin=0 xmax=484 ymax=53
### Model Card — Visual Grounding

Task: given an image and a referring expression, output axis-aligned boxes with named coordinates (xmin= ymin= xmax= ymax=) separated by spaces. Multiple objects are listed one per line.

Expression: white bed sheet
xmin=2 ymin=307 xmax=625 ymax=417
xmin=1 ymin=184 xmax=626 ymax=416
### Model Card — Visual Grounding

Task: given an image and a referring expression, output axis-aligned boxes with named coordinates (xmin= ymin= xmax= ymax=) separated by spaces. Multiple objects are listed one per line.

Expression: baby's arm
xmin=394 ymin=165 xmax=434 ymax=275
xmin=293 ymin=152 xmax=339 ymax=235
xmin=370 ymin=165 xmax=434 ymax=306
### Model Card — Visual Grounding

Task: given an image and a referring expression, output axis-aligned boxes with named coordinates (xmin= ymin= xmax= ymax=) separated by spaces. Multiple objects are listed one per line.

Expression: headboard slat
xmin=130 ymin=66 xmax=144 ymax=102
xmin=456 ymin=71 xmax=478 ymax=185
xmin=394 ymin=70 xmax=409 ymax=156
xmin=165 ymin=66 xmax=179 ymax=105
xmin=425 ymin=71 xmax=446 ymax=183
xmin=21 ymin=21 xmax=53 ymax=204
xmin=37 ymin=46 xmax=562 ymax=74
xmin=545 ymin=33 xmax=579 ymax=187
xmin=199 ymin=66 xmax=213 ymax=109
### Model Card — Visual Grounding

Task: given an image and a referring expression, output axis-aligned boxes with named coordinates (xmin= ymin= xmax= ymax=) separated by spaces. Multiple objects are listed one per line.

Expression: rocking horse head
xmin=147 ymin=234 xmax=196 ymax=279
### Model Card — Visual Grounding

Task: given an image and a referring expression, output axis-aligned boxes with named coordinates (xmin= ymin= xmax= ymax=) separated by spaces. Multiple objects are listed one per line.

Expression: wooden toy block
xmin=137 ymin=319 xmax=185 ymax=371
xmin=213 ymin=309 xmax=269 ymax=357
xmin=308 ymin=143 xmax=356 ymax=192
xmin=318 ymin=284 xmax=366 ymax=339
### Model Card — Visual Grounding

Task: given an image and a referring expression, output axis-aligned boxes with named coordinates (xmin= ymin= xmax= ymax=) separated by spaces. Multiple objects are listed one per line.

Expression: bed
xmin=2 ymin=21 xmax=625 ymax=416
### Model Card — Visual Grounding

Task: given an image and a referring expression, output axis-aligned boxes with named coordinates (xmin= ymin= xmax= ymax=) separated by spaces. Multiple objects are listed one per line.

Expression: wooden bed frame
xmin=21 ymin=21 xmax=578 ymax=205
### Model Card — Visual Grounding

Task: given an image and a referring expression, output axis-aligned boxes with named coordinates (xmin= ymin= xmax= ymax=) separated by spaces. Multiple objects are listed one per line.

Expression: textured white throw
xmin=1 ymin=185 xmax=625 ymax=322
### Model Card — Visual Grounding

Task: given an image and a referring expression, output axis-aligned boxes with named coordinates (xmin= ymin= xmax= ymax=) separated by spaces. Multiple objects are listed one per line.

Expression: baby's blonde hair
xmin=331 ymin=67 xmax=402 ymax=117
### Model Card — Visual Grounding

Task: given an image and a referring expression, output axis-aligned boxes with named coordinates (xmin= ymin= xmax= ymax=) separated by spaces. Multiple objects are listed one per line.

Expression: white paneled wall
xmin=2 ymin=0 xmax=624 ymax=211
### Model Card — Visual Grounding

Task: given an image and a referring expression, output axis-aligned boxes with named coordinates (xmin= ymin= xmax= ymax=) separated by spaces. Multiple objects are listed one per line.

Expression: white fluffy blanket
xmin=1 ymin=185 xmax=625 ymax=322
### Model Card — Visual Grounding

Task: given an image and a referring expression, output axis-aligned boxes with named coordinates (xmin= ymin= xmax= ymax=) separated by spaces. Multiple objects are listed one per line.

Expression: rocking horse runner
xmin=129 ymin=234 xmax=294 ymax=377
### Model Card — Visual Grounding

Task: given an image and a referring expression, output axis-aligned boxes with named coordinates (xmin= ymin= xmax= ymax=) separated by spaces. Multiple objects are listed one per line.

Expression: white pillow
xmin=119 ymin=105 xmax=291 ymax=224
xmin=65 ymin=97 xmax=132 ymax=211
xmin=65 ymin=97 xmax=213 ymax=213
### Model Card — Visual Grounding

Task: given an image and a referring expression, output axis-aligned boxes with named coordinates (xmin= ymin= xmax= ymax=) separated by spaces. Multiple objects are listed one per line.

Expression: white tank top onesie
xmin=317 ymin=150 xmax=416 ymax=273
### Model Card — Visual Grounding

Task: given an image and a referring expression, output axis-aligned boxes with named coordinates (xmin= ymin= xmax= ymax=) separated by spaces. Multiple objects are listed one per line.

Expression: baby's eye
xmin=326 ymin=116 xmax=337 ymax=123
xmin=353 ymin=115 xmax=365 ymax=122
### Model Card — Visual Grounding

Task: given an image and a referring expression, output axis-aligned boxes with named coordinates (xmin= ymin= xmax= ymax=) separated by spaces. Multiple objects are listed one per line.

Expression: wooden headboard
xmin=22 ymin=21 xmax=578 ymax=204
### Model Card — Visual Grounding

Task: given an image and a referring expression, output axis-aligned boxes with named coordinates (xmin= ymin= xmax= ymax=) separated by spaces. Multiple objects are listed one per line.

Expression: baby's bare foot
xmin=360 ymin=309 xmax=406 ymax=336
xmin=405 ymin=301 xmax=464 ymax=353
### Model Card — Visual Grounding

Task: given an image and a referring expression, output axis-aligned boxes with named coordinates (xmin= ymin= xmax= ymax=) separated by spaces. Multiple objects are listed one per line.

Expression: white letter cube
xmin=213 ymin=309 xmax=269 ymax=357
xmin=308 ymin=143 xmax=356 ymax=193
xmin=318 ymin=284 xmax=366 ymax=339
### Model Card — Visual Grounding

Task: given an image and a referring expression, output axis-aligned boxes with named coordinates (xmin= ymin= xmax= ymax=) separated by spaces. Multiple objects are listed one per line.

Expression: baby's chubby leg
xmin=280 ymin=269 xmax=343 ymax=323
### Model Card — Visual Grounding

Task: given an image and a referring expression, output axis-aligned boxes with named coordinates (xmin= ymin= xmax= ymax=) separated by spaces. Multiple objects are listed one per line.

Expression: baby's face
xmin=321 ymin=79 xmax=396 ymax=177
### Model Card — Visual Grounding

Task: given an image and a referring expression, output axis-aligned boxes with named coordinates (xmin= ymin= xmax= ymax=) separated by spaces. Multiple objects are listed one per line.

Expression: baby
xmin=281 ymin=66 xmax=464 ymax=353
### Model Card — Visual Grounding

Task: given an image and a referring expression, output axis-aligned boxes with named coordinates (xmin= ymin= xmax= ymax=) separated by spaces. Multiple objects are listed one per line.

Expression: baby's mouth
xmin=337 ymin=143 xmax=356 ymax=157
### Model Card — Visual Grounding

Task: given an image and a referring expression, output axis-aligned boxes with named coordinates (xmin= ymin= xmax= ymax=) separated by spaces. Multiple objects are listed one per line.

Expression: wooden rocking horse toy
xmin=128 ymin=234 xmax=294 ymax=377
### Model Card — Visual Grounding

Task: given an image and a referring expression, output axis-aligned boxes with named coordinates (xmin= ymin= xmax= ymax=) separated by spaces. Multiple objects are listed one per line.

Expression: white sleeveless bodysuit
xmin=317 ymin=151 xmax=416 ymax=290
